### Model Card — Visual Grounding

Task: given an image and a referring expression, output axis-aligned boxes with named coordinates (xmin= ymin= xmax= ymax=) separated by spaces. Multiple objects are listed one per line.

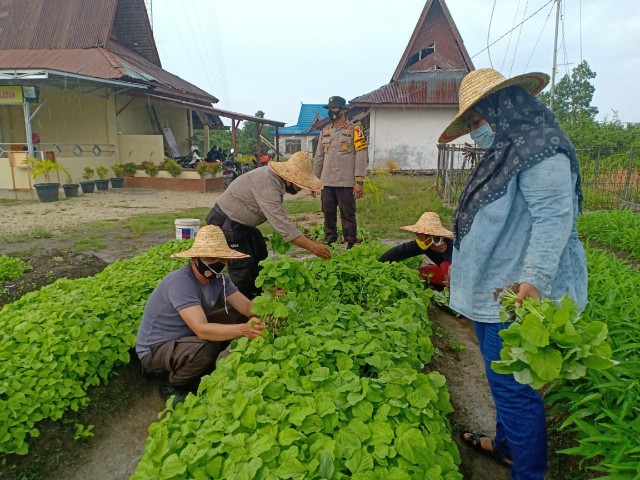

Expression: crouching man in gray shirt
xmin=136 ymin=225 xmax=265 ymax=405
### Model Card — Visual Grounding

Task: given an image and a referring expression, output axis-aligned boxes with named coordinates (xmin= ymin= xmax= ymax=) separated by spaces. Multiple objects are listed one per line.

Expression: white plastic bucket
xmin=175 ymin=218 xmax=201 ymax=240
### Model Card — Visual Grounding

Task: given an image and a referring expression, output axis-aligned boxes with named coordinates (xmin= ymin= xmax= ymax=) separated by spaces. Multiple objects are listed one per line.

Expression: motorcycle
xmin=175 ymin=145 xmax=202 ymax=169
xmin=222 ymin=149 xmax=241 ymax=189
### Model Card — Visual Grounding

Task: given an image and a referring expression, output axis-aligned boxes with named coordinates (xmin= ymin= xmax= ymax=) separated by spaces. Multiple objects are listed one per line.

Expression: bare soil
xmin=0 ymin=188 xmax=576 ymax=479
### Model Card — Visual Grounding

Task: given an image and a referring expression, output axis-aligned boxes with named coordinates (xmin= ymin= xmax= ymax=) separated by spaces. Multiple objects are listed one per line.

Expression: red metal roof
xmin=0 ymin=0 xmax=216 ymax=104
xmin=350 ymin=71 xmax=466 ymax=106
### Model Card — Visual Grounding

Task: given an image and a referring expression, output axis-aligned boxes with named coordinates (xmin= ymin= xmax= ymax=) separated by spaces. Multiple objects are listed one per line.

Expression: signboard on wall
xmin=0 ymin=85 xmax=23 ymax=104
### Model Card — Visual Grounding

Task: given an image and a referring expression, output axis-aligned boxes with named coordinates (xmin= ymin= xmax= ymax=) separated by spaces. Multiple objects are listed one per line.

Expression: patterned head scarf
xmin=453 ymin=85 xmax=582 ymax=248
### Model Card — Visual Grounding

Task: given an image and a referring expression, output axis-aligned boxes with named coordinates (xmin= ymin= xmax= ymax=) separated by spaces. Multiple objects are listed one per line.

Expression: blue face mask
xmin=470 ymin=123 xmax=495 ymax=149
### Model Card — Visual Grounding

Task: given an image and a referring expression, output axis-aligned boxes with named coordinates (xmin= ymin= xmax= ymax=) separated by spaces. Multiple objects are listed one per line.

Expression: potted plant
xmin=80 ymin=167 xmax=96 ymax=193
xmin=24 ymin=158 xmax=66 ymax=203
xmin=95 ymin=166 xmax=110 ymax=191
xmin=62 ymin=172 xmax=80 ymax=198
xmin=122 ymin=162 xmax=137 ymax=177
xmin=110 ymin=164 xmax=125 ymax=188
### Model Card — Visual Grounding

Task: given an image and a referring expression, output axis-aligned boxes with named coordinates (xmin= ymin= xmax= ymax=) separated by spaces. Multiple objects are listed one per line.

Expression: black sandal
xmin=460 ymin=431 xmax=513 ymax=467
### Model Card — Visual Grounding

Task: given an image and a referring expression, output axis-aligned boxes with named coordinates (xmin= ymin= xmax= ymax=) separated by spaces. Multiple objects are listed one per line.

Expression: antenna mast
xmin=549 ymin=0 xmax=561 ymax=111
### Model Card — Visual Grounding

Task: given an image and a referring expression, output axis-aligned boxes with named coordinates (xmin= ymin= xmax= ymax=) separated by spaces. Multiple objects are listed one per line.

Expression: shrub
xmin=196 ymin=161 xmax=221 ymax=178
xmin=123 ymin=162 xmax=137 ymax=174
xmin=141 ymin=160 xmax=159 ymax=178
xmin=162 ymin=158 xmax=183 ymax=178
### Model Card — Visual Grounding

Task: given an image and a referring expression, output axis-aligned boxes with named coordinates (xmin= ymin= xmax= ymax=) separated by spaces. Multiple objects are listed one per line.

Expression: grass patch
xmin=74 ymin=238 xmax=107 ymax=252
xmin=359 ymin=176 xmax=452 ymax=237
xmin=29 ymin=227 xmax=54 ymax=239
xmin=282 ymin=176 xmax=452 ymax=239
xmin=123 ymin=208 xmax=209 ymax=237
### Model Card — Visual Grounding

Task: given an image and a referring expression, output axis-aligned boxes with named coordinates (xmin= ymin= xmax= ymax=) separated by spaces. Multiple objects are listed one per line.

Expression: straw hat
xmin=438 ymin=68 xmax=550 ymax=143
xmin=171 ymin=225 xmax=249 ymax=259
xmin=401 ymin=212 xmax=454 ymax=238
xmin=269 ymin=151 xmax=323 ymax=191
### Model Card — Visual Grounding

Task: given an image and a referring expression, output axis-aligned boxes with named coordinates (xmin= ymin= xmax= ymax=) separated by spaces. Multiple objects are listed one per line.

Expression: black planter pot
xmin=63 ymin=184 xmax=79 ymax=198
xmin=34 ymin=183 xmax=60 ymax=203
xmin=80 ymin=180 xmax=96 ymax=193
xmin=110 ymin=177 xmax=124 ymax=188
xmin=95 ymin=179 xmax=110 ymax=191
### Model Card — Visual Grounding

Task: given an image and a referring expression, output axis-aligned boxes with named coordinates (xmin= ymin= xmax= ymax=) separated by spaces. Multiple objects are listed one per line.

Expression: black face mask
xmin=285 ymin=182 xmax=299 ymax=195
xmin=196 ymin=259 xmax=226 ymax=278
xmin=328 ymin=110 xmax=342 ymax=121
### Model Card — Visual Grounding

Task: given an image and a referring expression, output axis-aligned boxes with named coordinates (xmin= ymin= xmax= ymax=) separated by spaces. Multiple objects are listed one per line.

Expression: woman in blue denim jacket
xmin=438 ymin=69 xmax=588 ymax=480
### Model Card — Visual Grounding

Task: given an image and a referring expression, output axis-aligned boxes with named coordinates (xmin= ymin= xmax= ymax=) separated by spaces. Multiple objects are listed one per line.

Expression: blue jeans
xmin=474 ymin=322 xmax=547 ymax=480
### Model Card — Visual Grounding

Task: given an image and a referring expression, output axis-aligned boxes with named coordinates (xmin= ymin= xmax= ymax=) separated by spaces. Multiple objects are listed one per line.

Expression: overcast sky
xmin=151 ymin=0 xmax=639 ymax=127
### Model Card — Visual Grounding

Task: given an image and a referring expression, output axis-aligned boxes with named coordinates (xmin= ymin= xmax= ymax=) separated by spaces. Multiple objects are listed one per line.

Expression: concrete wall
xmin=369 ymin=106 xmax=471 ymax=170
xmin=118 ymin=134 xmax=165 ymax=166
xmin=0 ymin=87 xmax=194 ymax=189
xmin=115 ymin=96 xmax=190 ymax=156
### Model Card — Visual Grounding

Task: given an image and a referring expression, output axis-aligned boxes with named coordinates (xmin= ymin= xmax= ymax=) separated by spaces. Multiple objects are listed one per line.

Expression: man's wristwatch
xmin=356 ymin=180 xmax=364 ymax=186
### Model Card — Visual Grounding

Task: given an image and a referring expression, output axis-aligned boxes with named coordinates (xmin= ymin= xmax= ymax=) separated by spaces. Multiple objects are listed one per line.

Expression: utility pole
xmin=549 ymin=0 xmax=561 ymax=111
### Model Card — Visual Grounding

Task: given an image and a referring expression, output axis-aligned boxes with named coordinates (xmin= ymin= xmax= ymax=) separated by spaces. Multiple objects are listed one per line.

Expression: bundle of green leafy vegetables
xmin=491 ymin=286 xmax=618 ymax=390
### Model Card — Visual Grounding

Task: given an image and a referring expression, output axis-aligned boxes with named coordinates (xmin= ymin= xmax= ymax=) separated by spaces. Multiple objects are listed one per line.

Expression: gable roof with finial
xmin=350 ymin=0 xmax=474 ymax=107
xmin=392 ymin=0 xmax=473 ymax=81
xmin=0 ymin=0 xmax=216 ymax=103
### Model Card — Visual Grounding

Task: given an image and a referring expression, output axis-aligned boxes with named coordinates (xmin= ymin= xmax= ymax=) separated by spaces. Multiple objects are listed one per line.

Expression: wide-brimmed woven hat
xmin=269 ymin=151 xmax=323 ymax=191
xmin=171 ymin=225 xmax=249 ymax=259
xmin=438 ymin=68 xmax=550 ymax=143
xmin=401 ymin=212 xmax=454 ymax=238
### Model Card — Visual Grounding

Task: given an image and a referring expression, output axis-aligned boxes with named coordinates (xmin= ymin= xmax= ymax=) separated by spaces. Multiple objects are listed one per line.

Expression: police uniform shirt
xmin=313 ymin=120 xmax=368 ymax=188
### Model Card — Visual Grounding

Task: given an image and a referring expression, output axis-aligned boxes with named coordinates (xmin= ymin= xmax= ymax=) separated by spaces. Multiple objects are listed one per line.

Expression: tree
xmin=205 ymin=110 xmax=276 ymax=156
xmin=539 ymin=60 xmax=598 ymax=125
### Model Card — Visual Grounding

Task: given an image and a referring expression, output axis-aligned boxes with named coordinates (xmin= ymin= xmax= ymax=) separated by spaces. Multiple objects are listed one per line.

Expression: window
xmin=405 ymin=43 xmax=435 ymax=68
xmin=285 ymin=139 xmax=302 ymax=154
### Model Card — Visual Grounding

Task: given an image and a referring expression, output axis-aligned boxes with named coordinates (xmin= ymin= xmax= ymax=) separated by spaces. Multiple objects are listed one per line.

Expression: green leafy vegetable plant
xmin=268 ymin=232 xmax=291 ymax=255
xmin=0 ymin=255 xmax=31 ymax=283
xmin=133 ymin=245 xmax=462 ymax=479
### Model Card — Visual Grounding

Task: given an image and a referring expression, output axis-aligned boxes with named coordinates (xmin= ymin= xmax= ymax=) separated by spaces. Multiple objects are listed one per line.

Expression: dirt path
xmin=1 ymin=188 xmax=511 ymax=479
xmin=0 ymin=188 xmax=220 ymax=237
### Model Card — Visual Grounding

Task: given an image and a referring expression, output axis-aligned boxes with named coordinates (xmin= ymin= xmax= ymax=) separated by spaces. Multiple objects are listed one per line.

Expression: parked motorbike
xmin=222 ymin=149 xmax=241 ymax=189
xmin=175 ymin=145 xmax=201 ymax=169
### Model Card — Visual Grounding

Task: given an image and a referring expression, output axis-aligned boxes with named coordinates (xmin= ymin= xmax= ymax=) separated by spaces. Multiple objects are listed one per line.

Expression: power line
xmin=523 ymin=1 xmax=555 ymax=72
xmin=471 ymin=0 xmax=555 ymax=59
xmin=500 ymin=0 xmax=523 ymax=72
xmin=509 ymin=0 xmax=530 ymax=76
xmin=486 ymin=0 xmax=498 ymax=68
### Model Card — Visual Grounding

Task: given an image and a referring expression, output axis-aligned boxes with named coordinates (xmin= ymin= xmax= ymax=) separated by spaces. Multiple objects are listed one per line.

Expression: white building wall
xmin=369 ymin=107 xmax=471 ymax=170
xmin=277 ymin=134 xmax=317 ymax=157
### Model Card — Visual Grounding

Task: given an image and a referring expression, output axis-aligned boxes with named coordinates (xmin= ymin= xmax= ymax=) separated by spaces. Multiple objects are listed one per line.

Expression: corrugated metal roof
xmin=351 ymin=71 xmax=467 ymax=105
xmin=0 ymin=0 xmax=117 ymax=51
xmin=278 ymin=104 xmax=327 ymax=134
xmin=0 ymin=46 xmax=217 ymax=103
xmin=0 ymin=0 xmax=217 ymax=104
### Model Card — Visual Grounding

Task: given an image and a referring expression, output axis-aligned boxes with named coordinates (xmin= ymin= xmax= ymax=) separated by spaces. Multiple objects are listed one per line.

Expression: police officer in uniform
xmin=313 ymin=96 xmax=368 ymax=248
